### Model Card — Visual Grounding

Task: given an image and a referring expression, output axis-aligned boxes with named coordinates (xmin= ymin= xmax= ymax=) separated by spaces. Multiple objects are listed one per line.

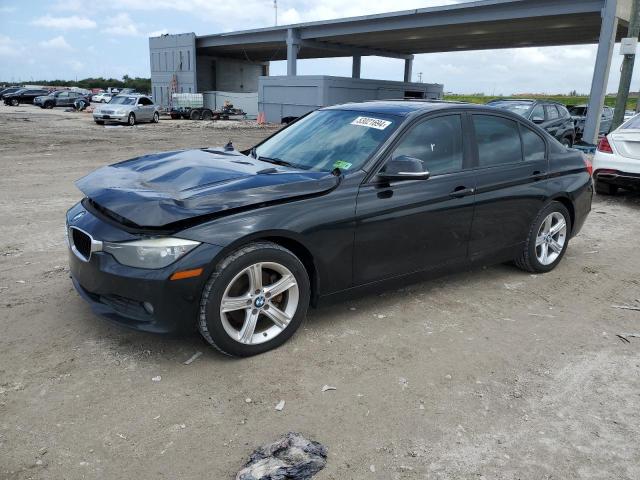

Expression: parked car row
xmin=0 ymin=85 xmax=159 ymax=126
xmin=486 ymin=98 xmax=628 ymax=145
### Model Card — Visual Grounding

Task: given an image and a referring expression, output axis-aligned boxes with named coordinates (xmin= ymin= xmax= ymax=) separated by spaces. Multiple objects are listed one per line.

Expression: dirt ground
xmin=1 ymin=104 xmax=639 ymax=480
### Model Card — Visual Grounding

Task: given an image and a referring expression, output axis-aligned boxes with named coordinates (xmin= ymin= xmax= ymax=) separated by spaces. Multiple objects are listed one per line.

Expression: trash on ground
xmin=275 ymin=400 xmax=286 ymax=411
xmin=370 ymin=465 xmax=376 ymax=472
xmin=321 ymin=385 xmax=336 ymax=392
xmin=151 ymin=375 xmax=161 ymax=382
xmin=617 ymin=333 xmax=640 ymax=343
xmin=245 ymin=398 xmax=252 ymax=404
xmin=612 ymin=304 xmax=640 ymax=312
xmin=183 ymin=351 xmax=203 ymax=365
xmin=236 ymin=432 xmax=327 ymax=480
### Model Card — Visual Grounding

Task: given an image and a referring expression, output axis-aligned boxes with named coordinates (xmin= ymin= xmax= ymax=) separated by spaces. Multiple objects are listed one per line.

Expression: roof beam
xmin=299 ymin=39 xmax=413 ymax=60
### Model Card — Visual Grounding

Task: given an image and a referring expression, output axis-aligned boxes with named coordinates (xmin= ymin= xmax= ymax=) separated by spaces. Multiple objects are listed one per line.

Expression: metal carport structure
xmin=193 ymin=0 xmax=632 ymax=144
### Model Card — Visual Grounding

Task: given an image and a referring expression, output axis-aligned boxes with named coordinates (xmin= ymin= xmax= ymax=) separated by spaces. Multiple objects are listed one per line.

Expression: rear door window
xmin=520 ymin=125 xmax=546 ymax=162
xmin=472 ymin=115 xmax=523 ymax=167
xmin=545 ymin=105 xmax=559 ymax=120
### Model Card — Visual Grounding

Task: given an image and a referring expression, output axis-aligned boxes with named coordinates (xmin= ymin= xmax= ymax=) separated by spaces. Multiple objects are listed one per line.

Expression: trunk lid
xmin=609 ymin=130 xmax=640 ymax=160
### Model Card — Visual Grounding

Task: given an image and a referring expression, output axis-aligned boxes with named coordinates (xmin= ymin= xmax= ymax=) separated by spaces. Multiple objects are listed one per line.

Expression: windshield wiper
xmin=258 ymin=156 xmax=296 ymax=168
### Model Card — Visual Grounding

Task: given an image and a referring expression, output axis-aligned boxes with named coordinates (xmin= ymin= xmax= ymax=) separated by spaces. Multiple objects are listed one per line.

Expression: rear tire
xmin=514 ymin=201 xmax=572 ymax=273
xmin=201 ymin=109 xmax=213 ymax=121
xmin=152 ymin=112 xmax=159 ymax=123
xmin=189 ymin=109 xmax=201 ymax=120
xmin=198 ymin=242 xmax=310 ymax=357
xmin=595 ymin=180 xmax=618 ymax=195
xmin=561 ymin=137 xmax=572 ymax=148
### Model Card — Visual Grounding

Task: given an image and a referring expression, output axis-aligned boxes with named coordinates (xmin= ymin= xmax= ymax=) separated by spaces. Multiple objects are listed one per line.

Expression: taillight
xmin=583 ymin=156 xmax=593 ymax=176
xmin=597 ymin=136 xmax=613 ymax=154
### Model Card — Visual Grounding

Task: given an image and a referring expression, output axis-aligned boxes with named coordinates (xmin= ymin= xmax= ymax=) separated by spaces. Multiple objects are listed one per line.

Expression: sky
xmin=1 ymin=0 xmax=639 ymax=95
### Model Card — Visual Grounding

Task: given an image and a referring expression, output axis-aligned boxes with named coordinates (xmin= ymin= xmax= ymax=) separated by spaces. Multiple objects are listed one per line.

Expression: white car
xmin=91 ymin=92 xmax=112 ymax=103
xmin=593 ymin=113 xmax=640 ymax=195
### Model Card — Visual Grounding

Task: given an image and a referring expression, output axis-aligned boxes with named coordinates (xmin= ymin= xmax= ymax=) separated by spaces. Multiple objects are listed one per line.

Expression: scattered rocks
xmin=236 ymin=432 xmax=327 ymax=480
xmin=275 ymin=400 xmax=286 ymax=411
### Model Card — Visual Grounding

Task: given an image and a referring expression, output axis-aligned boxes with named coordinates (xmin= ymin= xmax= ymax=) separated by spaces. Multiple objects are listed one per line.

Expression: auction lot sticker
xmin=351 ymin=116 xmax=392 ymax=130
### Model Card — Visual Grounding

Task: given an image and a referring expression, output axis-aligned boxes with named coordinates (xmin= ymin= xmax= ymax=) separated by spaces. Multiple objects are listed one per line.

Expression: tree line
xmin=2 ymin=76 xmax=151 ymax=92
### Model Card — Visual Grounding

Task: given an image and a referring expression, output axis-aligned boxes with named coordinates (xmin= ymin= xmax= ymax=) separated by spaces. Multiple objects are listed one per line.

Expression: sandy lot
xmin=1 ymin=104 xmax=639 ymax=480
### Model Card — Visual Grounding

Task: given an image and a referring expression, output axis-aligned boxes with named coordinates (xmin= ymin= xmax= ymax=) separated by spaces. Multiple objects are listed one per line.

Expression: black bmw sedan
xmin=67 ymin=100 xmax=592 ymax=356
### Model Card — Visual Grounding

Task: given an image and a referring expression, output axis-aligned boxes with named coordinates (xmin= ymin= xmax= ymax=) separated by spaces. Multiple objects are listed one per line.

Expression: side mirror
xmin=532 ymin=116 xmax=544 ymax=124
xmin=378 ymin=155 xmax=430 ymax=181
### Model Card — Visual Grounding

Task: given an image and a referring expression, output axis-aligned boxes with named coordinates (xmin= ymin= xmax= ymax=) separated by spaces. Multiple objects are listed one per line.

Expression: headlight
xmin=103 ymin=237 xmax=200 ymax=269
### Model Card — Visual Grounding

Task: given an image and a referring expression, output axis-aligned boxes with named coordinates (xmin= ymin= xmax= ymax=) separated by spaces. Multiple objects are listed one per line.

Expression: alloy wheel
xmin=535 ymin=212 xmax=567 ymax=266
xmin=219 ymin=262 xmax=299 ymax=345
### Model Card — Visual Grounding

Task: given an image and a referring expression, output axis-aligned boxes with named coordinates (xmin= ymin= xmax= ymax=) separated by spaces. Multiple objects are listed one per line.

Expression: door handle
xmin=532 ymin=170 xmax=547 ymax=180
xmin=449 ymin=186 xmax=475 ymax=198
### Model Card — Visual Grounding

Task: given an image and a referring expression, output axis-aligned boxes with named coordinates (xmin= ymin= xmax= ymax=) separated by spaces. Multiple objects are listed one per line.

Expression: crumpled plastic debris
xmin=236 ymin=432 xmax=327 ymax=480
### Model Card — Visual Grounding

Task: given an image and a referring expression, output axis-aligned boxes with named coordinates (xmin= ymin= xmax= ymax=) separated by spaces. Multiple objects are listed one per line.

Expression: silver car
xmin=93 ymin=94 xmax=160 ymax=126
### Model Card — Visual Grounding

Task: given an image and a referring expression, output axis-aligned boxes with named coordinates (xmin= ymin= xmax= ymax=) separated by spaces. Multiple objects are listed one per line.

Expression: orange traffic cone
xmin=257 ymin=112 xmax=266 ymax=124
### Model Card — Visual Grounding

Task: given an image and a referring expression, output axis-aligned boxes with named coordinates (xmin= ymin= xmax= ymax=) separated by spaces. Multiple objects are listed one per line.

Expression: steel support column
xmin=352 ymin=55 xmax=362 ymax=78
xmin=286 ymin=28 xmax=300 ymax=76
xmin=404 ymin=56 xmax=414 ymax=82
xmin=584 ymin=0 xmax=619 ymax=144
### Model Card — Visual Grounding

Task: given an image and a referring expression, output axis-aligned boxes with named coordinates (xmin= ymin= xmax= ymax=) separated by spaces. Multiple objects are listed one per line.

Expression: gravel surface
xmin=1 ymin=105 xmax=639 ymax=480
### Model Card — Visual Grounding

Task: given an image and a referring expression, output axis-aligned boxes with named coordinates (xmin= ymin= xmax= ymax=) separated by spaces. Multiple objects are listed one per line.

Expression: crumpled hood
xmin=76 ymin=148 xmax=339 ymax=228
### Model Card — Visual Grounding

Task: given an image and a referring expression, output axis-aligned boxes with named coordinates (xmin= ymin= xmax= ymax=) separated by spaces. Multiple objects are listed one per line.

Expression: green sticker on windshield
xmin=333 ymin=160 xmax=352 ymax=170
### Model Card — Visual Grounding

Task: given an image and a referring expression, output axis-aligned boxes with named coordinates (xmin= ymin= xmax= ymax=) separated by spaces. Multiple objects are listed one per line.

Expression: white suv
xmin=593 ymin=113 xmax=640 ymax=195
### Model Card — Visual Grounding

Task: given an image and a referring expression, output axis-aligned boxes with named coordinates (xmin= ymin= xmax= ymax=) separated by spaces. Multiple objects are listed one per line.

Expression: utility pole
xmin=274 ymin=0 xmax=278 ymax=26
xmin=417 ymin=72 xmax=423 ymax=83
xmin=612 ymin=0 xmax=640 ymax=130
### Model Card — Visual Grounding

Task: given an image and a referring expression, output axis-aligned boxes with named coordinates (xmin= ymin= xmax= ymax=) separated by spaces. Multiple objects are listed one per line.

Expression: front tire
xmin=198 ymin=242 xmax=310 ymax=357
xmin=95 ymin=120 xmax=104 ymax=125
xmin=10 ymin=99 xmax=18 ymax=106
xmin=127 ymin=113 xmax=135 ymax=126
xmin=514 ymin=202 xmax=572 ymax=273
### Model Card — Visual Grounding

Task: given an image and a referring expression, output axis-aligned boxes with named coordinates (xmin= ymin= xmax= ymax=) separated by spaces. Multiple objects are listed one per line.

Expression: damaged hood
xmin=76 ymin=148 xmax=339 ymax=228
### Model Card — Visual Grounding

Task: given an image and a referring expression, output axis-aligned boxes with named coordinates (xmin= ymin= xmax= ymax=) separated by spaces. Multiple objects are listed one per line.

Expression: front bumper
xmin=93 ymin=112 xmax=128 ymax=122
xmin=66 ymin=202 xmax=223 ymax=334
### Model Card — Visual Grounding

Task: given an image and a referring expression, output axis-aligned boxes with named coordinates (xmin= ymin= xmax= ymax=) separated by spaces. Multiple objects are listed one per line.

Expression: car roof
xmin=489 ymin=98 xmax=568 ymax=107
xmin=324 ymin=99 xmax=493 ymax=116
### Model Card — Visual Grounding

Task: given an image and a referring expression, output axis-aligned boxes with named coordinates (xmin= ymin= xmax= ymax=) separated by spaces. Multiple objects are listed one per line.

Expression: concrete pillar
xmin=584 ymin=0 xmax=618 ymax=144
xmin=352 ymin=55 xmax=362 ymax=79
xmin=404 ymin=56 xmax=414 ymax=82
xmin=286 ymin=28 xmax=300 ymax=76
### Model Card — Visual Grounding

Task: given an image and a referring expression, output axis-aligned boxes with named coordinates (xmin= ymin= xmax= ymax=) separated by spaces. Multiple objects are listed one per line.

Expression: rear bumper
xmin=594 ymin=170 xmax=640 ymax=189
xmin=67 ymin=202 xmax=223 ymax=334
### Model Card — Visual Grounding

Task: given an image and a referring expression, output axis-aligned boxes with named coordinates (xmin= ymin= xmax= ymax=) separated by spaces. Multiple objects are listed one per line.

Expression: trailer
xmin=169 ymin=93 xmax=246 ymax=120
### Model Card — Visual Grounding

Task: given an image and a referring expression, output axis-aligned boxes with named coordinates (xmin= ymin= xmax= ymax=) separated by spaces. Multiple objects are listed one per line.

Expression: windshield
xmin=109 ymin=96 xmax=137 ymax=105
xmin=488 ymin=101 xmax=533 ymax=117
xmin=254 ymin=110 xmax=400 ymax=172
xmin=569 ymin=106 xmax=587 ymax=116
